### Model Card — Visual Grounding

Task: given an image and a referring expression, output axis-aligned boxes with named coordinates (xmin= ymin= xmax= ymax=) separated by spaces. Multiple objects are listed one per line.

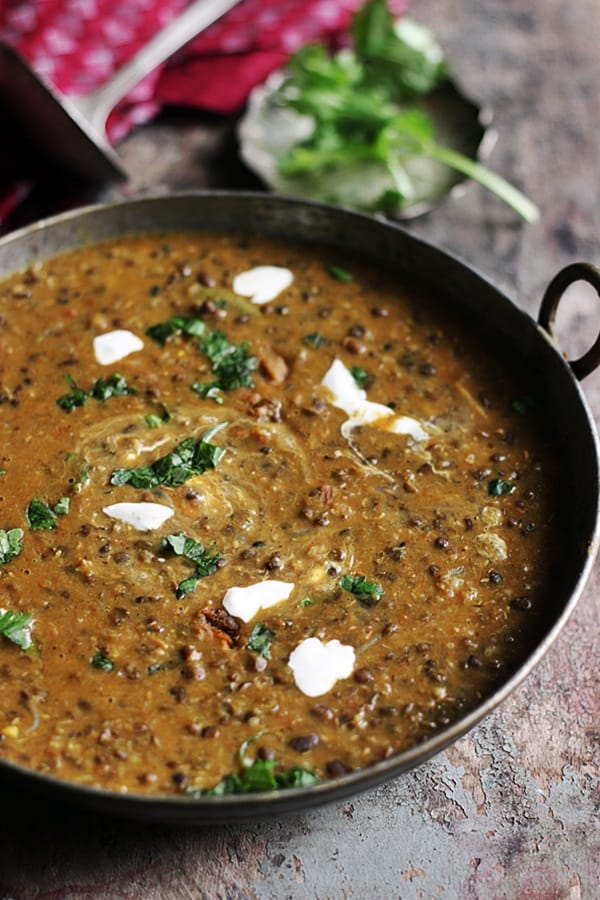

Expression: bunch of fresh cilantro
xmin=256 ymin=0 xmax=537 ymax=221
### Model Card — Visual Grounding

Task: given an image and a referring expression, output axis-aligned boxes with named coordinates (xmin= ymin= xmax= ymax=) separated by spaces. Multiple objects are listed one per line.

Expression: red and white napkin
xmin=0 ymin=0 xmax=407 ymax=224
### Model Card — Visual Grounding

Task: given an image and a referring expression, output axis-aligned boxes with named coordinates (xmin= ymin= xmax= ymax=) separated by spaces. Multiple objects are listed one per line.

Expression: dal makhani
xmin=0 ymin=231 xmax=558 ymax=795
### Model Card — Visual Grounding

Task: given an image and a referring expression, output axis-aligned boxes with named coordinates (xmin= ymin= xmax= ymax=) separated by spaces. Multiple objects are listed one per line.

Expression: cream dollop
xmin=288 ymin=637 xmax=355 ymax=697
xmin=320 ymin=359 xmax=428 ymax=441
xmin=222 ymin=579 xmax=294 ymax=623
xmin=93 ymin=329 xmax=144 ymax=365
xmin=232 ymin=266 xmax=294 ymax=304
xmin=102 ymin=502 xmax=173 ymax=531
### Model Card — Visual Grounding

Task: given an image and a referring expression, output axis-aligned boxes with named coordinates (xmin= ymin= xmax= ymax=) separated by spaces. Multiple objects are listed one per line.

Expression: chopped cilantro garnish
xmin=325 ymin=264 xmax=354 ymax=282
xmin=0 ymin=610 xmax=33 ymax=649
xmin=25 ymin=496 xmax=70 ymax=530
xmin=193 ymin=758 xmax=317 ymax=796
xmin=146 ymin=315 xmax=207 ymax=345
xmin=198 ymin=330 xmax=257 ymax=392
xmin=144 ymin=403 xmax=171 ymax=429
xmin=91 ymin=651 xmax=114 ymax=671
xmin=302 ymin=331 xmax=327 ymax=349
xmin=247 ymin=623 xmax=275 ymax=659
xmin=148 ymin=313 xmax=256 ymax=396
xmin=56 ymin=374 xmax=87 ymax=412
xmin=339 ymin=573 xmax=384 ymax=605
xmin=52 ymin=496 xmax=70 ymax=516
xmin=273 ymin=0 xmax=539 ymax=222
xmin=89 ymin=374 xmax=137 ymax=402
xmin=57 ymin=373 xmax=136 ymax=412
xmin=160 ymin=532 xmax=223 ymax=598
xmin=350 ymin=366 xmax=369 ymax=388
xmin=487 ymin=478 xmax=515 ymax=497
xmin=110 ymin=432 xmax=225 ymax=490
xmin=0 ymin=528 xmax=23 ymax=565
xmin=299 ymin=597 xmax=314 ymax=608
xmin=191 ymin=382 xmax=225 ymax=405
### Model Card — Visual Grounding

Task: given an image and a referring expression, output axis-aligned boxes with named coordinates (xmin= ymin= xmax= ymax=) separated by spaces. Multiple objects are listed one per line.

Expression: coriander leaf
xmin=146 ymin=315 xmax=206 ymax=345
xmin=0 ymin=528 xmax=23 ymax=565
xmin=26 ymin=498 xmax=58 ymax=530
xmin=276 ymin=766 xmax=319 ymax=788
xmin=91 ymin=651 xmax=114 ymax=671
xmin=302 ymin=331 xmax=327 ymax=348
xmin=144 ymin=403 xmax=171 ymax=429
xmin=247 ymin=623 xmax=275 ymax=659
xmin=53 ymin=497 xmax=70 ymax=516
xmin=148 ymin=313 xmax=256 ymax=396
xmin=299 ymin=597 xmax=314 ymax=608
xmin=339 ymin=573 xmax=384 ymax=605
xmin=191 ymin=382 xmax=224 ymax=405
xmin=110 ymin=433 xmax=225 ymax=490
xmin=352 ymin=5 xmax=448 ymax=99
xmin=269 ymin=1 xmax=538 ymax=221
xmin=88 ymin=373 xmax=137 ymax=402
xmin=57 ymin=373 xmax=136 ymax=412
xmin=56 ymin=374 xmax=88 ymax=412
xmin=350 ymin=366 xmax=369 ymax=388
xmin=325 ymin=263 xmax=353 ymax=282
xmin=0 ymin=610 xmax=33 ymax=650
xmin=487 ymin=478 xmax=515 ymax=497
xmin=160 ymin=531 xmax=223 ymax=598
xmin=199 ymin=330 xmax=257 ymax=392
xmin=196 ymin=758 xmax=317 ymax=796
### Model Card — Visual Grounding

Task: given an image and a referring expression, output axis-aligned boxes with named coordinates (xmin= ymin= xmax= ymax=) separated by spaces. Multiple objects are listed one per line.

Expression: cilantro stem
xmin=427 ymin=143 xmax=539 ymax=223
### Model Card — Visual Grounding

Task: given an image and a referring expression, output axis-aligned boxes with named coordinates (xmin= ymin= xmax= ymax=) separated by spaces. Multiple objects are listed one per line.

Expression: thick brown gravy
xmin=0 ymin=230 xmax=558 ymax=795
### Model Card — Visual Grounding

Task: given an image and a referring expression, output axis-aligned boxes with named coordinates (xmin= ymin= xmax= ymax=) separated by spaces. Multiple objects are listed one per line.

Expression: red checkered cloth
xmin=0 ymin=0 xmax=408 ymax=222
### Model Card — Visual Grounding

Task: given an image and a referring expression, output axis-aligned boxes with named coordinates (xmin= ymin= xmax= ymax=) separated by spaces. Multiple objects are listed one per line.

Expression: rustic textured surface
xmin=1 ymin=0 xmax=599 ymax=896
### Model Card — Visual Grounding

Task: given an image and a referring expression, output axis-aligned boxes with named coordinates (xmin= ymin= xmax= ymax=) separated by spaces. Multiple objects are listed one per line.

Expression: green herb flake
xmin=247 ymin=623 xmax=275 ymax=659
xmin=302 ymin=331 xmax=327 ymax=349
xmin=194 ymin=758 xmax=317 ymax=796
xmin=53 ymin=497 xmax=70 ymax=517
xmin=91 ymin=651 xmax=115 ymax=671
xmin=56 ymin=374 xmax=88 ymax=412
xmin=339 ymin=573 xmax=384 ymax=605
xmin=110 ymin=432 xmax=225 ymax=490
xmin=148 ymin=313 xmax=257 ymax=396
xmin=89 ymin=373 xmax=137 ymax=403
xmin=299 ymin=597 xmax=314 ymax=608
xmin=487 ymin=478 xmax=516 ymax=497
xmin=0 ymin=610 xmax=33 ymax=650
xmin=160 ymin=531 xmax=223 ymax=598
xmin=199 ymin=330 xmax=257 ymax=392
xmin=57 ymin=373 xmax=136 ymax=412
xmin=0 ymin=528 xmax=24 ymax=565
xmin=144 ymin=403 xmax=172 ymax=429
xmin=26 ymin=498 xmax=58 ymax=530
xmin=350 ymin=366 xmax=369 ymax=388
xmin=325 ymin=264 xmax=354 ymax=283
xmin=146 ymin=315 xmax=206 ymax=345
xmin=191 ymin=382 xmax=225 ymax=405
